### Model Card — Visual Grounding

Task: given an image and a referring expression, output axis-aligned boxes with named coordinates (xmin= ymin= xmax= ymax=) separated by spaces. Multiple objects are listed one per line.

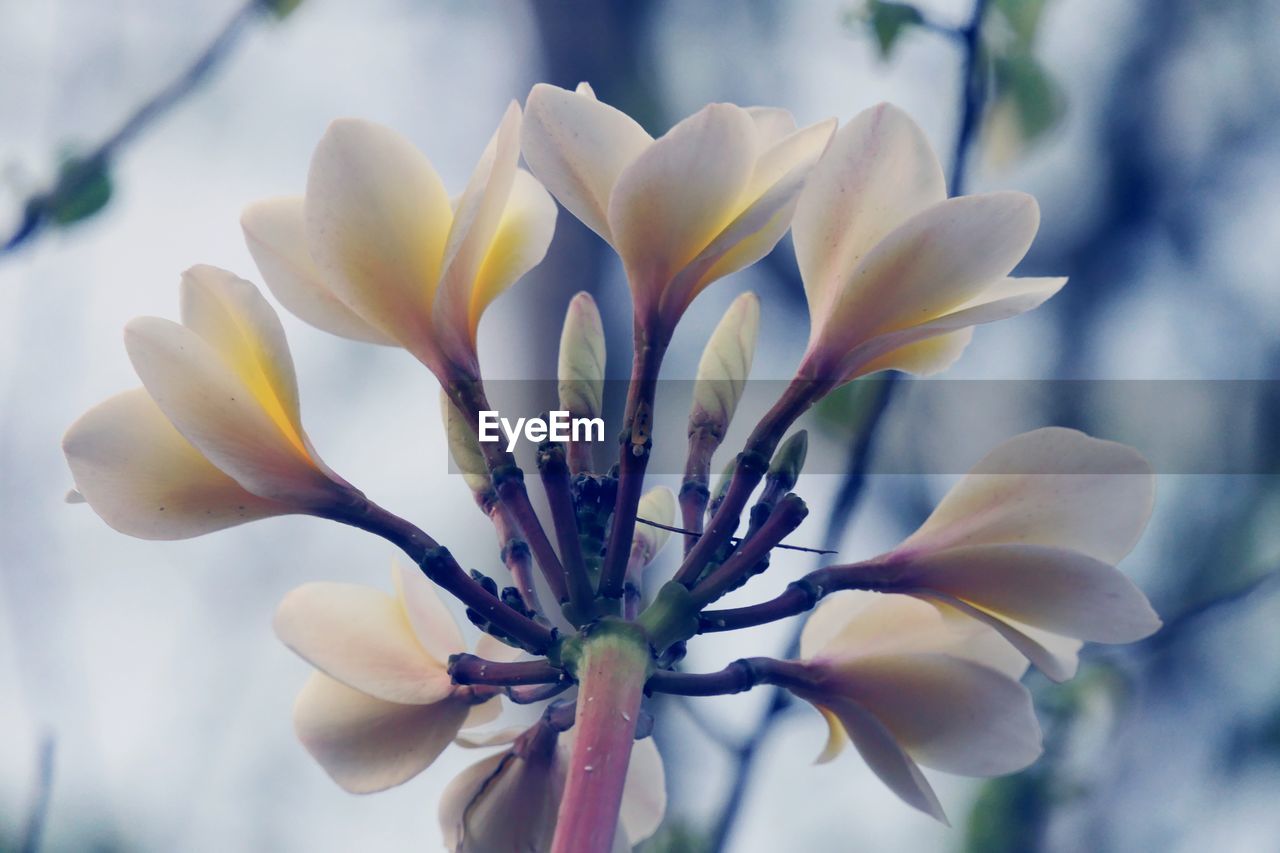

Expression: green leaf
xmin=864 ymin=0 xmax=924 ymax=60
xmin=993 ymin=52 xmax=1066 ymax=143
xmin=47 ymin=154 xmax=112 ymax=227
xmin=993 ymin=0 xmax=1048 ymax=48
xmin=260 ymin=0 xmax=304 ymax=19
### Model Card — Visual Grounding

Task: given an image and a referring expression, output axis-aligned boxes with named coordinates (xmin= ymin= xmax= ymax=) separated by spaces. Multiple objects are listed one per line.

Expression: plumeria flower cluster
xmin=63 ymin=86 xmax=1159 ymax=850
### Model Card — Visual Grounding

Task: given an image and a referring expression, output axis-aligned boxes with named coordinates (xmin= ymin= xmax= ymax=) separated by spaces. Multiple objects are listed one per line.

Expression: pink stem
xmin=551 ymin=630 xmax=650 ymax=853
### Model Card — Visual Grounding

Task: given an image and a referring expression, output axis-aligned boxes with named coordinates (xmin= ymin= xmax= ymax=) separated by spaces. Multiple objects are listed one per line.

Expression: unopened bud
xmin=768 ymin=430 xmax=809 ymax=493
xmin=690 ymin=292 xmax=759 ymax=437
xmin=439 ymin=390 xmax=490 ymax=496
xmin=557 ymin=292 xmax=606 ymax=420
xmin=631 ymin=487 xmax=675 ymax=569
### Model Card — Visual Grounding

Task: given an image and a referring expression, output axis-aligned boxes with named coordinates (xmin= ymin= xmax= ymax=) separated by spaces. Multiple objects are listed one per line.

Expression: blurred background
xmin=2 ymin=0 xmax=1278 ymax=850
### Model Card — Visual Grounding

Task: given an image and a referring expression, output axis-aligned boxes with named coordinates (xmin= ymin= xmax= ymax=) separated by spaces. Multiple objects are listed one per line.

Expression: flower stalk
xmin=551 ymin=622 xmax=651 ymax=853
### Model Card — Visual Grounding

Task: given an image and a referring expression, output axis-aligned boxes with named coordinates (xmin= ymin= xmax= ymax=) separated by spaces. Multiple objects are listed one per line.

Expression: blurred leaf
xmin=861 ymin=0 xmax=924 ymax=60
xmin=813 ymin=376 xmax=890 ymax=437
xmin=964 ymin=773 xmax=1050 ymax=853
xmin=637 ymin=819 xmax=710 ymax=853
xmin=46 ymin=154 xmax=112 ymax=227
xmin=260 ymin=0 xmax=304 ymax=19
xmin=992 ymin=0 xmax=1048 ymax=48
xmin=993 ymin=52 xmax=1066 ymax=143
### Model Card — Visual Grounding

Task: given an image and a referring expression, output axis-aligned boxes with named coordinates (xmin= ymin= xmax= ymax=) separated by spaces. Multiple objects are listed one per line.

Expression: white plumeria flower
xmin=792 ymin=103 xmax=1066 ymax=384
xmin=241 ymin=103 xmax=557 ymax=382
xmin=438 ymin=723 xmax=666 ymax=852
xmin=853 ymin=427 xmax=1161 ymax=682
xmin=63 ymin=265 xmax=353 ymax=539
xmin=795 ymin=591 xmax=1043 ymax=824
xmin=690 ymin=291 xmax=760 ymax=438
xmin=522 ymin=82 xmax=835 ymax=341
xmin=274 ymin=562 xmax=519 ymax=794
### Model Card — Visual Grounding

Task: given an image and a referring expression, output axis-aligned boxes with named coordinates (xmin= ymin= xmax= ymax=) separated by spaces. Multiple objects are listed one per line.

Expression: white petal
xmin=819 ymin=697 xmax=949 ymax=824
xmin=241 ymin=197 xmax=394 ymax=345
xmin=393 ymin=562 xmax=466 ymax=662
xmin=812 ymin=192 xmax=1040 ymax=362
xmin=818 ymin=654 xmax=1042 ymax=777
xmin=454 ymin=725 xmax=523 ymax=749
xmin=744 ymin=106 xmax=798 ymax=147
xmin=898 ymin=543 xmax=1162 ymax=643
xmin=905 ymin=427 xmax=1155 ymax=564
xmin=522 ymin=83 xmax=652 ymax=242
xmin=438 ymin=751 xmax=510 ymax=850
xmin=924 ymin=593 xmax=1081 ymax=682
xmin=801 ymin=590 xmax=1027 ymax=679
xmin=274 ymin=582 xmax=451 ymax=704
xmin=63 ymin=389 xmax=289 ymax=539
xmin=293 ymin=672 xmax=469 ymax=794
xmin=661 ymin=119 xmax=834 ymax=320
xmin=123 ymin=316 xmax=338 ymax=505
xmin=464 ymin=170 xmax=558 ymax=341
xmin=304 ymin=118 xmax=453 ymax=365
xmin=619 ymin=737 xmax=666 ymax=844
xmin=434 ymin=102 xmax=524 ymax=362
xmin=793 ymin=103 xmax=947 ymax=326
xmin=440 ymin=745 xmax=561 ymax=852
xmin=608 ymin=103 xmax=757 ymax=314
xmin=179 ymin=265 xmax=304 ymax=434
xmin=834 ymin=276 xmax=1064 ymax=380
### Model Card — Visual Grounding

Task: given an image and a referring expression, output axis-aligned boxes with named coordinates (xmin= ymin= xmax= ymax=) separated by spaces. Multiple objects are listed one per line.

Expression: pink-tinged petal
xmin=522 ymin=83 xmax=653 ymax=243
xmin=801 ymin=590 xmax=1028 ymax=680
xmin=608 ymin=103 xmax=757 ymax=314
xmin=898 ymin=543 xmax=1162 ymax=644
xmin=818 ymin=697 xmax=949 ymax=824
xmin=832 ymin=276 xmax=1064 ymax=380
xmin=816 ymin=653 xmax=1043 ymax=777
xmin=241 ymin=197 xmax=394 ymax=345
xmin=904 ymin=427 xmax=1155 ymax=564
xmin=392 ymin=562 xmax=466 ymax=663
xmin=274 ymin=582 xmax=451 ymax=704
xmin=62 ymin=389 xmax=289 ymax=539
xmin=813 ymin=192 xmax=1040 ymax=361
xmin=123 ymin=316 xmax=339 ymax=506
xmin=619 ymin=737 xmax=666 ymax=845
xmin=793 ymin=103 xmax=947 ymax=326
xmin=304 ymin=118 xmax=453 ymax=364
xmin=293 ymin=672 xmax=469 ymax=794
xmin=924 ymin=593 xmax=1081 ymax=682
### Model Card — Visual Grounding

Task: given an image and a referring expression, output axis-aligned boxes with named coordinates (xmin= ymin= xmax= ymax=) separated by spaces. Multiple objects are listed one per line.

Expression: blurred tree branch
xmin=1 ymin=0 xmax=296 ymax=257
xmin=18 ymin=735 xmax=55 ymax=853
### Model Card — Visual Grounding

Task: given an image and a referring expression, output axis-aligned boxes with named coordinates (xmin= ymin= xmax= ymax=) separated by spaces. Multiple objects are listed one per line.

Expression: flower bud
xmin=439 ymin=390 xmax=491 ymax=496
xmin=631 ymin=486 xmax=676 ymax=571
xmin=767 ymin=429 xmax=809 ymax=493
xmin=690 ymin=292 xmax=760 ymax=438
xmin=557 ymin=292 xmax=606 ymax=420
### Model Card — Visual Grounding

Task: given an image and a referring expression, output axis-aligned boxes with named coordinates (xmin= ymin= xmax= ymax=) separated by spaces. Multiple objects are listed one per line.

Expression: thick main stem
xmin=551 ymin=628 xmax=650 ymax=853
xmin=598 ymin=328 xmax=666 ymax=601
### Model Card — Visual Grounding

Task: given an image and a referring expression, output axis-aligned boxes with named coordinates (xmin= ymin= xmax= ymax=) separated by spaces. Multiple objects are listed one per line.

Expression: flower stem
xmin=672 ymin=378 xmax=825 ymax=587
xmin=678 ymin=426 xmax=720 ymax=553
xmin=538 ymin=443 xmax=596 ymax=620
xmin=551 ymin=624 xmax=651 ymax=853
xmin=688 ymin=494 xmax=809 ymax=607
xmin=597 ymin=330 xmax=666 ymax=601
